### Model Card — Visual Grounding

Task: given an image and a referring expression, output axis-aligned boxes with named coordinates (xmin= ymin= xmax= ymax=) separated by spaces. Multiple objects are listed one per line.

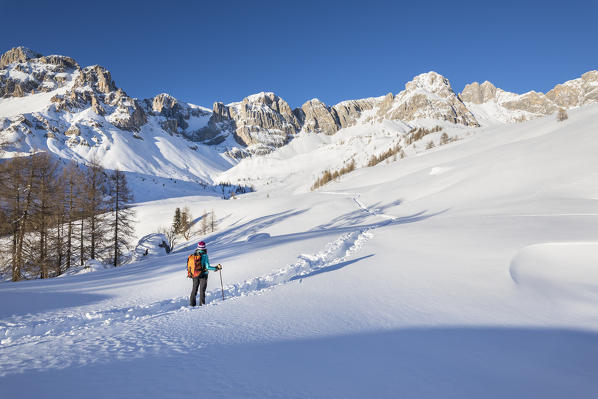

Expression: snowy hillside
xmin=2 ymin=103 xmax=598 ymax=398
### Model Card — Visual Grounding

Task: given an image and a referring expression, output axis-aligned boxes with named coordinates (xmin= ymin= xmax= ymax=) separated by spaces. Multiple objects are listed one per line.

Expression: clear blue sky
xmin=2 ymin=0 xmax=597 ymax=108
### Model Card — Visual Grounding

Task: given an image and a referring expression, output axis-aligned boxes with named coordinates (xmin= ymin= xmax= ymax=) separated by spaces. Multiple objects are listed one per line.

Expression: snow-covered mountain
xmin=1 ymin=45 xmax=597 ymax=197
xmin=0 ymin=48 xmax=241 ymax=202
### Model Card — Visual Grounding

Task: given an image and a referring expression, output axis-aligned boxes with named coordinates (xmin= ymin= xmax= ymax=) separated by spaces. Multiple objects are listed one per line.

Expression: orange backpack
xmin=187 ymin=253 xmax=204 ymax=278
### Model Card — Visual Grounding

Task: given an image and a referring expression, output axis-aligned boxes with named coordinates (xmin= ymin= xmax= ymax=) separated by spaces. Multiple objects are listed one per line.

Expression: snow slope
xmin=1 ymin=104 xmax=598 ymax=398
xmin=216 ymin=117 xmax=474 ymax=193
xmin=0 ymin=79 xmax=75 ymax=118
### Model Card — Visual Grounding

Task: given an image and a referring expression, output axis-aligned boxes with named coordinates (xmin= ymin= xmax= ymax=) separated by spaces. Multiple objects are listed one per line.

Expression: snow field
xmin=1 ymin=103 xmax=598 ymax=397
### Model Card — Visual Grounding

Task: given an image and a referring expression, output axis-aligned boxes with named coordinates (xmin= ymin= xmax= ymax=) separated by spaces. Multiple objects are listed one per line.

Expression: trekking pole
xmin=218 ymin=265 xmax=225 ymax=301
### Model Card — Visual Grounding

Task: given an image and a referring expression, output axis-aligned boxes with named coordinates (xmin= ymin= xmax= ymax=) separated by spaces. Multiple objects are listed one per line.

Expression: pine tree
xmin=210 ymin=209 xmax=216 ymax=233
xmin=172 ymin=207 xmax=182 ymax=235
xmin=108 ymin=169 xmax=136 ymax=266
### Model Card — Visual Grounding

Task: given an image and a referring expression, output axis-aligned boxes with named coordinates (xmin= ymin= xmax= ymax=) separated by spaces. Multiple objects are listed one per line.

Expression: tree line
xmin=0 ymin=153 xmax=135 ymax=281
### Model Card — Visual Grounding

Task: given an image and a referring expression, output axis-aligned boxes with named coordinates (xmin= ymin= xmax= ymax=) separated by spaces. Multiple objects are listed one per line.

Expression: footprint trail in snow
xmin=0 ymin=227 xmax=373 ymax=354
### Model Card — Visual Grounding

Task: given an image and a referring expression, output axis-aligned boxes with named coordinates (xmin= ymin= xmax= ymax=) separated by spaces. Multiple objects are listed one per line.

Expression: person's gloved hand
xmin=216 ymin=264 xmax=222 ymax=270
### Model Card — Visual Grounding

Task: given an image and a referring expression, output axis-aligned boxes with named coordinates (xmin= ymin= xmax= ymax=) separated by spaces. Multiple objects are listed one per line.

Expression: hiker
xmin=187 ymin=241 xmax=222 ymax=306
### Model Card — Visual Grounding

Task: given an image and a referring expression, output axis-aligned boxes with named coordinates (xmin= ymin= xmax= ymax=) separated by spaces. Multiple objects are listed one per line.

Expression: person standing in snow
xmin=187 ymin=241 xmax=221 ymax=306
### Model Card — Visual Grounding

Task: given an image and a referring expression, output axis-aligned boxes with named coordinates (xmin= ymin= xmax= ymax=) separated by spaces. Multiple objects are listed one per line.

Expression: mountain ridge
xmin=1 ymin=46 xmax=596 ymax=190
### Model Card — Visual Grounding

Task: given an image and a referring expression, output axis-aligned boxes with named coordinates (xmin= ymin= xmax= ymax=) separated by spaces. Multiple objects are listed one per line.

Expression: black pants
xmin=190 ymin=276 xmax=208 ymax=306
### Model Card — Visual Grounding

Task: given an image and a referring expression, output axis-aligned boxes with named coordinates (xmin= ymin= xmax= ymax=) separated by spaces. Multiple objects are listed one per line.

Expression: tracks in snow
xmin=209 ymin=228 xmax=373 ymax=301
xmin=0 ymin=223 xmax=373 ymax=354
xmin=0 ymin=192 xmax=395 ymax=375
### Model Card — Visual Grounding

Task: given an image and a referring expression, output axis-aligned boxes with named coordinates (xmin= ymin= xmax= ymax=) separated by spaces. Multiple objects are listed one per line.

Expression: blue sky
xmin=2 ymin=0 xmax=596 ymax=108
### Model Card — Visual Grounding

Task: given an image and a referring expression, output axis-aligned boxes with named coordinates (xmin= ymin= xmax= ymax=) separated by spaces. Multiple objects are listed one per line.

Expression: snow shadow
xmin=314 ymin=198 xmax=439 ymax=231
xmin=4 ymin=326 xmax=597 ymax=398
xmin=216 ymin=326 xmax=598 ymax=398
xmin=177 ymin=209 xmax=310 ymax=253
xmin=288 ymin=254 xmax=374 ymax=281
xmin=209 ymin=208 xmax=443 ymax=260
xmin=0 ymin=291 xmax=109 ymax=318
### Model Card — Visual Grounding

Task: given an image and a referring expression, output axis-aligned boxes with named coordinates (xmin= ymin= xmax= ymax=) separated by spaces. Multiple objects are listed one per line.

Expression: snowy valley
xmin=1 ymin=46 xmax=598 ymax=398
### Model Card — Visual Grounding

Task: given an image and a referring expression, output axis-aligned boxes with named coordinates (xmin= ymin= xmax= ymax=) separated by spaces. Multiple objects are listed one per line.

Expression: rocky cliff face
xmin=227 ymin=92 xmax=301 ymax=147
xmin=201 ymin=71 xmax=478 ymax=150
xmin=546 ymin=71 xmax=598 ymax=107
xmin=333 ymin=98 xmax=379 ymax=128
xmin=460 ymin=71 xmax=598 ymax=123
xmin=49 ymin=64 xmax=148 ymax=132
xmin=143 ymin=93 xmax=210 ymax=139
xmin=385 ymin=72 xmax=479 ymax=126
xmin=0 ymin=46 xmax=41 ymax=68
xmin=460 ymin=81 xmax=498 ymax=104
xmin=295 ymin=99 xmax=340 ymax=135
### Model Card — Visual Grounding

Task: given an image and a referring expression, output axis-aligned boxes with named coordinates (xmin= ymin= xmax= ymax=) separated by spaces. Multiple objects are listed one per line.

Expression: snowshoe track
xmin=0 ymin=227 xmax=372 ymax=357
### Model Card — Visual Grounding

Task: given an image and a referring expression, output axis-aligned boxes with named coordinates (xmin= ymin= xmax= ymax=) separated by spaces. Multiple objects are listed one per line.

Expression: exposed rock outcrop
xmin=546 ymin=70 xmax=598 ymax=107
xmin=108 ymin=98 xmax=147 ymax=131
xmin=0 ymin=47 xmax=80 ymax=98
xmin=142 ymin=93 xmax=211 ymax=138
xmin=65 ymin=124 xmax=81 ymax=136
xmin=375 ymin=93 xmax=395 ymax=119
xmin=296 ymin=99 xmax=340 ymax=135
xmin=48 ymin=65 xmax=149 ymax=132
xmin=460 ymin=81 xmax=498 ymax=104
xmin=460 ymin=71 xmax=598 ymax=122
xmin=74 ymin=65 xmax=116 ymax=94
xmin=501 ymin=91 xmax=556 ymax=115
xmin=333 ymin=98 xmax=378 ymax=128
xmin=0 ymin=47 xmax=42 ymax=68
xmin=37 ymin=55 xmax=79 ymax=69
xmin=388 ymin=72 xmax=479 ymax=126
xmin=212 ymin=92 xmax=301 ymax=147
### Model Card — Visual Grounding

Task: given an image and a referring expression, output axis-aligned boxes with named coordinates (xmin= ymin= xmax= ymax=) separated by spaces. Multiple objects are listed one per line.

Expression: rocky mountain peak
xmin=405 ymin=71 xmax=454 ymax=97
xmin=223 ymin=92 xmax=300 ymax=148
xmin=0 ymin=48 xmax=80 ymax=99
xmin=151 ymin=93 xmax=179 ymax=114
xmin=581 ymin=70 xmax=598 ymax=83
xmin=460 ymin=81 xmax=498 ymax=104
xmin=389 ymin=72 xmax=479 ymax=126
xmin=239 ymin=92 xmax=295 ymax=117
xmin=297 ymin=98 xmax=340 ymax=135
xmin=0 ymin=46 xmax=42 ymax=68
xmin=243 ymin=91 xmax=278 ymax=104
xmin=74 ymin=65 xmax=117 ymax=94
